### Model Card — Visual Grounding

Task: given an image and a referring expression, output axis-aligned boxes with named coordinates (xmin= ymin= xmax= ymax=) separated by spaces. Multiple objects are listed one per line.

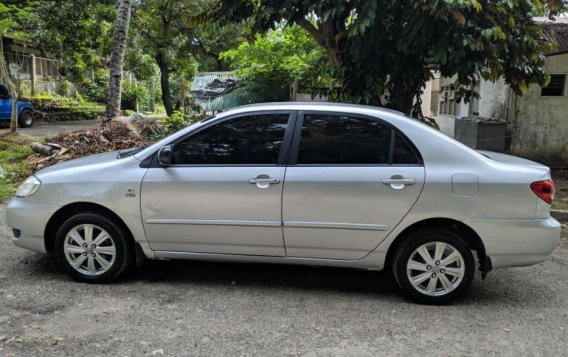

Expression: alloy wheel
xmin=63 ymin=224 xmax=117 ymax=276
xmin=406 ymin=241 xmax=465 ymax=297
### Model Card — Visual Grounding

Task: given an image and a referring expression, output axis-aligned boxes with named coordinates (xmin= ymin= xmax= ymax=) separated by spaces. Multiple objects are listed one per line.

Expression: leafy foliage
xmin=121 ymin=81 xmax=149 ymax=111
xmin=220 ymin=24 xmax=329 ymax=92
xmin=30 ymin=0 xmax=117 ymax=81
xmin=158 ymin=110 xmax=204 ymax=137
xmin=215 ymin=0 xmax=568 ymax=115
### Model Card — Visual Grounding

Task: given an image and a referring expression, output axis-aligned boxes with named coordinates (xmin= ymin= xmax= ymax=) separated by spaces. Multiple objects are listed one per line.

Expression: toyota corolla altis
xmin=7 ymin=103 xmax=560 ymax=304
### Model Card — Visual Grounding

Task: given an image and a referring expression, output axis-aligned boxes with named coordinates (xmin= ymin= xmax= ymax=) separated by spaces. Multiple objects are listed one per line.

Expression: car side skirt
xmin=153 ymin=250 xmax=386 ymax=270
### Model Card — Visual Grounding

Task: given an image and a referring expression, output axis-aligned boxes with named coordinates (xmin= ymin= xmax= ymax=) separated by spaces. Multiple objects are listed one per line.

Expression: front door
xmin=282 ymin=112 xmax=425 ymax=260
xmin=141 ymin=112 xmax=294 ymax=256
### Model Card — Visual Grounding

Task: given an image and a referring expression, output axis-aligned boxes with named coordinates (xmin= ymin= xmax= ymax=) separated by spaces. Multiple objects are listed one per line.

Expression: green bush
xmin=79 ymin=69 xmax=109 ymax=103
xmin=158 ymin=110 xmax=205 ymax=137
xmin=121 ymin=81 xmax=148 ymax=111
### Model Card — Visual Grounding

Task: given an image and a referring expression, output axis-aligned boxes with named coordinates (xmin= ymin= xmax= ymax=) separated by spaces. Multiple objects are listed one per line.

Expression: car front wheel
xmin=54 ymin=212 xmax=133 ymax=283
xmin=18 ymin=109 xmax=33 ymax=128
xmin=392 ymin=228 xmax=475 ymax=304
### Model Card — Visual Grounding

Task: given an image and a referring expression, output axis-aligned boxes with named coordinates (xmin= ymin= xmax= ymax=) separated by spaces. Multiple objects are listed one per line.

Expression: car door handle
xmin=383 ymin=176 xmax=416 ymax=190
xmin=249 ymin=175 xmax=280 ymax=188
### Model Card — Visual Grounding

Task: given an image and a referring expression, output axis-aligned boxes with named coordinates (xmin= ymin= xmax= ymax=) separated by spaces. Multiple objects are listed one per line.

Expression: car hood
xmin=36 ymin=151 xmax=124 ymax=176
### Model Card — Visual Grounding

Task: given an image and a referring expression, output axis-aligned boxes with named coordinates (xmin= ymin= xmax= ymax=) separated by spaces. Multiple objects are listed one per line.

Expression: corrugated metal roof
xmin=191 ymin=72 xmax=259 ymax=111
xmin=535 ymin=17 xmax=568 ymax=55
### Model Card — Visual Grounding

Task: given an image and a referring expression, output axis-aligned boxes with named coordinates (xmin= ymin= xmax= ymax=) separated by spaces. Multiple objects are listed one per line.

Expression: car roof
xmin=218 ymin=102 xmax=405 ymax=117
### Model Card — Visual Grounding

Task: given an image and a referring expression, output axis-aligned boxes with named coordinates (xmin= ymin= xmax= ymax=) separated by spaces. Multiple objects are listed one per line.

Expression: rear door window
xmin=296 ymin=113 xmax=420 ymax=165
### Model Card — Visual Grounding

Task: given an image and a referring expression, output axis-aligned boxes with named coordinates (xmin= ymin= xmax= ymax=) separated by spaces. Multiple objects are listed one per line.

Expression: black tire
xmin=18 ymin=109 xmax=33 ymax=128
xmin=392 ymin=228 xmax=475 ymax=304
xmin=54 ymin=212 xmax=134 ymax=283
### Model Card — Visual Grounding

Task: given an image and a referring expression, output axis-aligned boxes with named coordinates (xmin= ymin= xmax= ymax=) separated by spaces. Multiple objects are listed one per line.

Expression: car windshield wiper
xmin=117 ymin=145 xmax=147 ymax=159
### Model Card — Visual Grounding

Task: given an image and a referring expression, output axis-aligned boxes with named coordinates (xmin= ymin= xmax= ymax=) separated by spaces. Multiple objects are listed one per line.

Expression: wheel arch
xmin=44 ymin=202 xmax=135 ymax=254
xmin=385 ymin=218 xmax=491 ymax=278
xmin=19 ymin=107 xmax=32 ymax=115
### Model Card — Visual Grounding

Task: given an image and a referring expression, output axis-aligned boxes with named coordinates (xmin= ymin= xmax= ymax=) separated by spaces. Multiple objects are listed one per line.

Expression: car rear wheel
xmin=392 ymin=228 xmax=475 ymax=304
xmin=18 ymin=109 xmax=33 ymax=128
xmin=54 ymin=212 xmax=133 ymax=283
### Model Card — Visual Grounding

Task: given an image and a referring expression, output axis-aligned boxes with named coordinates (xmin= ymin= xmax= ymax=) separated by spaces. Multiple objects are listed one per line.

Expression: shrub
xmin=80 ymin=71 xmax=109 ymax=103
xmin=158 ymin=110 xmax=205 ymax=137
xmin=121 ymin=81 xmax=148 ymax=111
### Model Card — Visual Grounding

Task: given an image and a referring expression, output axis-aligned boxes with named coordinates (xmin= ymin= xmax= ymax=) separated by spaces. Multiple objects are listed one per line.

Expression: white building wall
xmin=506 ymin=53 xmax=568 ymax=153
xmin=421 ymin=54 xmax=568 ymax=155
xmin=477 ymin=79 xmax=509 ymax=118
xmin=420 ymin=79 xmax=433 ymax=117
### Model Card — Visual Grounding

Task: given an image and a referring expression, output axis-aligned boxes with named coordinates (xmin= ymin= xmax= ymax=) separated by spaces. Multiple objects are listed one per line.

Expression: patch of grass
xmin=552 ymin=169 xmax=568 ymax=211
xmin=0 ymin=134 xmax=34 ymax=202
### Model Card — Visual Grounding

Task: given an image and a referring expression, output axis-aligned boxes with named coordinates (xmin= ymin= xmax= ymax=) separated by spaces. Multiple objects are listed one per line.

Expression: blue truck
xmin=0 ymin=84 xmax=34 ymax=127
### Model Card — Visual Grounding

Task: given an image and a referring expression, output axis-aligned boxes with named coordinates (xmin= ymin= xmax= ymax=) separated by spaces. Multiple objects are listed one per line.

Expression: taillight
xmin=530 ymin=180 xmax=555 ymax=205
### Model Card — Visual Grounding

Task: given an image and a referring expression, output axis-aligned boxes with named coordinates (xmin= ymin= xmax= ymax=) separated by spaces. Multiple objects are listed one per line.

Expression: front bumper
xmin=468 ymin=217 xmax=562 ymax=269
xmin=6 ymin=197 xmax=60 ymax=253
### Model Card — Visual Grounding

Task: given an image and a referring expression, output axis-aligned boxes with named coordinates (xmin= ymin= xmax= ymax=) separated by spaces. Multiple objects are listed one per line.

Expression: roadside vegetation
xmin=0 ymin=135 xmax=34 ymax=201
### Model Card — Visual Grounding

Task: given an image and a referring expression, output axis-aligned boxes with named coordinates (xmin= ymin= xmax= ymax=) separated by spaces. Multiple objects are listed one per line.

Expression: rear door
xmin=282 ymin=111 xmax=425 ymax=260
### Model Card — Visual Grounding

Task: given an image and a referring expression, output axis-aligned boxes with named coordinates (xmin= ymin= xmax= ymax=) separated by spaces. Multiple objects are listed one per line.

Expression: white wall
xmin=420 ymin=80 xmax=433 ymax=117
xmin=421 ymin=54 xmax=568 ymax=154
xmin=477 ymin=79 xmax=509 ymax=118
xmin=436 ymin=116 xmax=456 ymax=136
xmin=506 ymin=53 xmax=568 ymax=153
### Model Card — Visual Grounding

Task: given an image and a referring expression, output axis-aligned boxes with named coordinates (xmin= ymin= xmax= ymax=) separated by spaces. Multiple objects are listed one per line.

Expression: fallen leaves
xmin=29 ymin=120 xmax=144 ymax=171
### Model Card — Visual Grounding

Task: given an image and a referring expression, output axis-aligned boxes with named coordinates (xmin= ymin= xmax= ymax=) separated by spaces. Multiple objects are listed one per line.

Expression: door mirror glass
xmin=158 ymin=145 xmax=173 ymax=166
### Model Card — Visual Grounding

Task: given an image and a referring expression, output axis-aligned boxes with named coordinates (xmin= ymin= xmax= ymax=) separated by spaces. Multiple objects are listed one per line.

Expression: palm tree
xmin=103 ymin=0 xmax=133 ymax=122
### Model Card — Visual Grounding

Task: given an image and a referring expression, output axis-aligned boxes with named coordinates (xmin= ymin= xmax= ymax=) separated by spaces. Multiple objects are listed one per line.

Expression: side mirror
xmin=158 ymin=145 xmax=173 ymax=166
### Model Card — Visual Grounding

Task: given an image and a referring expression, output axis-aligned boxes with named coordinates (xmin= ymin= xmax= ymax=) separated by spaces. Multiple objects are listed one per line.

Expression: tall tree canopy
xmin=133 ymin=0 xmax=248 ymax=115
xmin=212 ymin=0 xmax=567 ymax=116
xmin=220 ymin=24 xmax=330 ymax=96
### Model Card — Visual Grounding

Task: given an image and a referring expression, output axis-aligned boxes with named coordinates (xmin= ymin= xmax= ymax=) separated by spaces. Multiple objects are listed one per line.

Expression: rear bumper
xmin=468 ymin=217 xmax=561 ymax=268
xmin=6 ymin=197 xmax=59 ymax=253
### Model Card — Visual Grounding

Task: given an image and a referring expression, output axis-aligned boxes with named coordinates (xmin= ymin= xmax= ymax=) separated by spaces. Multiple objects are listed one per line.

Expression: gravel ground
xmin=0 ymin=203 xmax=567 ymax=356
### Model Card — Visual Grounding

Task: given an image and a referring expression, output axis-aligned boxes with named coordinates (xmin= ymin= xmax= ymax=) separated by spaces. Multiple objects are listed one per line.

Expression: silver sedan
xmin=6 ymin=103 xmax=561 ymax=304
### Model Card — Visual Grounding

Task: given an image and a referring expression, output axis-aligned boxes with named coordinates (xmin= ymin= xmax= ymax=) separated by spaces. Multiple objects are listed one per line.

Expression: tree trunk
xmin=156 ymin=51 xmax=174 ymax=116
xmin=386 ymin=84 xmax=416 ymax=115
xmin=0 ymin=37 xmax=18 ymax=133
xmin=103 ymin=0 xmax=133 ymax=122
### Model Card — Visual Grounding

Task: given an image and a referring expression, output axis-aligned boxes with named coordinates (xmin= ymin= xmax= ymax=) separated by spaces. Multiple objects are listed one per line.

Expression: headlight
xmin=16 ymin=176 xmax=41 ymax=197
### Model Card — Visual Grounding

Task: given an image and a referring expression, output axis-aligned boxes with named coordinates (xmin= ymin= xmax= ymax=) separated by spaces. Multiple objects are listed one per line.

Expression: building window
xmin=541 ymin=74 xmax=566 ymax=96
xmin=438 ymin=85 xmax=460 ymax=116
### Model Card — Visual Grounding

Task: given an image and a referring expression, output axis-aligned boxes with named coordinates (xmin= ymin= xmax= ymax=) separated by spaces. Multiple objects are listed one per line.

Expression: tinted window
xmin=172 ymin=114 xmax=289 ymax=165
xmin=392 ymin=133 xmax=419 ymax=164
xmin=298 ymin=114 xmax=392 ymax=164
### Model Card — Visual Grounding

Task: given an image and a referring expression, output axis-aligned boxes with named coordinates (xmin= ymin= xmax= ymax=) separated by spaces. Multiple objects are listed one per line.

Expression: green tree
xmin=30 ymin=0 xmax=116 ymax=81
xmin=133 ymin=0 xmax=249 ymax=115
xmin=220 ymin=24 xmax=330 ymax=96
xmin=213 ymin=0 xmax=567 ymax=116
xmin=133 ymin=0 xmax=205 ymax=115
